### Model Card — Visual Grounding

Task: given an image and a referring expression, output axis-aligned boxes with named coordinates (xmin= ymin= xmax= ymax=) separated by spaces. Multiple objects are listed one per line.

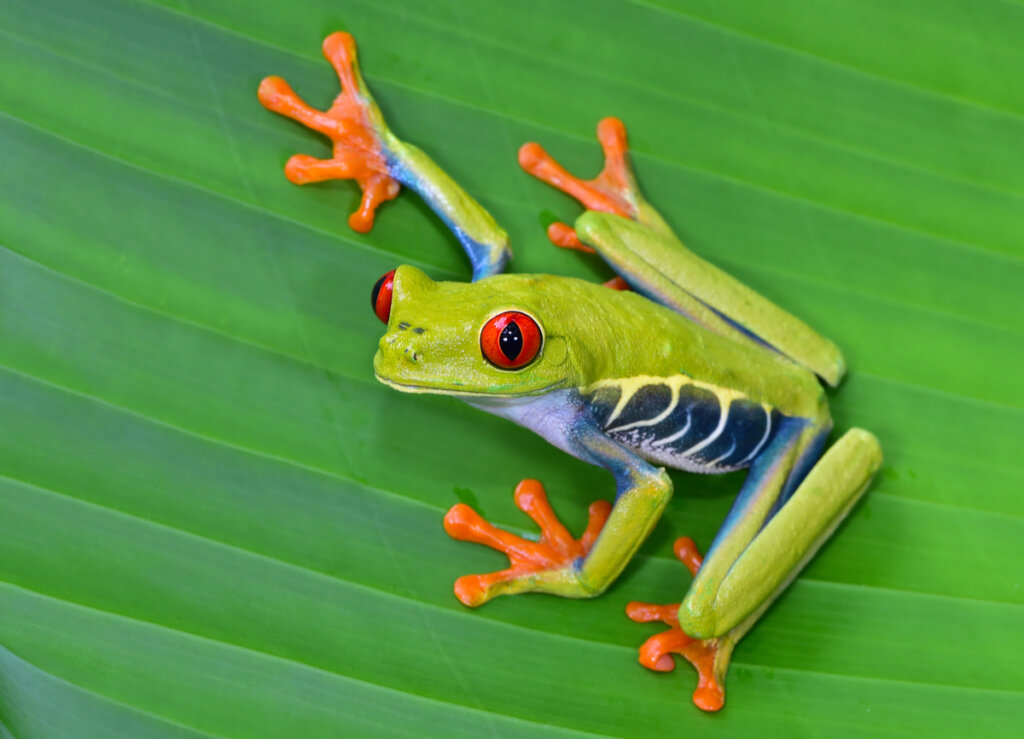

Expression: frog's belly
xmin=583 ymin=376 xmax=781 ymax=474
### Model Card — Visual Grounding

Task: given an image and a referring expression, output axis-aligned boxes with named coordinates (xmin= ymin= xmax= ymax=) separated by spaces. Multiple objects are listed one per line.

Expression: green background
xmin=2 ymin=0 xmax=1022 ymax=735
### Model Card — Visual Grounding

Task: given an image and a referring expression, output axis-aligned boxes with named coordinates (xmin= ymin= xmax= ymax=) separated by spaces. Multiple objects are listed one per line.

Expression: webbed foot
xmin=258 ymin=32 xmax=400 ymax=233
xmin=520 ymin=117 xmax=637 ymax=219
xmin=519 ymin=117 xmax=652 ymax=250
xmin=259 ymin=33 xmax=511 ymax=279
xmin=443 ymin=479 xmax=611 ymax=606
xmin=626 ymin=537 xmax=730 ymax=712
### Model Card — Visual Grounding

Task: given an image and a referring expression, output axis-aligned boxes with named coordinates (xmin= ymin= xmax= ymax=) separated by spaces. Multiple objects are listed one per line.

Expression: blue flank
xmin=702 ymin=416 xmax=817 ymax=563
xmin=763 ymin=424 xmax=829 ymax=524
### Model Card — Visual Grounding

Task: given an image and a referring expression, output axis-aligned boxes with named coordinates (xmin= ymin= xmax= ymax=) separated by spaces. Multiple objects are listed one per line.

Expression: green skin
xmin=263 ymin=37 xmax=883 ymax=701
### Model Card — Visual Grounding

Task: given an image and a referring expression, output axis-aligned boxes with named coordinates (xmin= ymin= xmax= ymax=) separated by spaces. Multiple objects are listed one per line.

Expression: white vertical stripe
xmin=679 ymin=395 xmax=730 ymax=457
xmin=736 ymin=404 xmax=773 ymax=465
xmin=607 ymin=382 xmax=680 ymax=432
xmin=708 ymin=439 xmax=738 ymax=467
xmin=651 ymin=411 xmax=691 ymax=447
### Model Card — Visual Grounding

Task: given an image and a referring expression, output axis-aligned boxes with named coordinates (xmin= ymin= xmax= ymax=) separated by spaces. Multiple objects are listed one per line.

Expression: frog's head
xmin=371 ymin=265 xmax=593 ymax=396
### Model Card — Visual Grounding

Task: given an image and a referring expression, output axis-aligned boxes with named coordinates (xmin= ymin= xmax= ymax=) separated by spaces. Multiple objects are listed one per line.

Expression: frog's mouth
xmin=374 ymin=372 xmax=564 ymax=398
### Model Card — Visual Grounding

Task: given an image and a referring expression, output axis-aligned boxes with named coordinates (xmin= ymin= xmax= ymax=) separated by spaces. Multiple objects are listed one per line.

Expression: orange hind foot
xmin=443 ymin=479 xmax=611 ymax=607
xmin=519 ymin=117 xmax=643 ymax=250
xmin=258 ymin=32 xmax=400 ymax=233
xmin=519 ymin=117 xmax=638 ymax=218
xmin=626 ymin=537 xmax=728 ymax=712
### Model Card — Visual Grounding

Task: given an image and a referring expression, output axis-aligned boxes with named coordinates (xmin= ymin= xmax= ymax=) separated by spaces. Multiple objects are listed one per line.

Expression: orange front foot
xmin=258 ymin=32 xmax=400 ymax=233
xmin=443 ymin=479 xmax=611 ymax=607
xmin=520 ymin=117 xmax=642 ymax=251
xmin=626 ymin=537 xmax=727 ymax=712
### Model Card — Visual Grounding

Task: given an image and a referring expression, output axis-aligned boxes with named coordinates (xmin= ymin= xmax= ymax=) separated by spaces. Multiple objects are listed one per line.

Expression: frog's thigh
xmin=680 ymin=428 xmax=882 ymax=639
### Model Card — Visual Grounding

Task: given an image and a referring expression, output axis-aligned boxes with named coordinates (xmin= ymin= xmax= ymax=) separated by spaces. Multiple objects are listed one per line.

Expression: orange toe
xmin=258 ymin=33 xmax=401 ymax=233
xmin=444 ymin=479 xmax=609 ymax=606
xmin=625 ymin=537 xmax=726 ymax=712
xmin=518 ymin=118 xmax=639 ymax=218
xmin=546 ymin=222 xmax=595 ymax=253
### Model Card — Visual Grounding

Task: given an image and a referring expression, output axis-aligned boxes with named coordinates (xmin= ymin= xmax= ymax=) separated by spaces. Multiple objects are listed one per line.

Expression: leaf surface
xmin=1 ymin=0 xmax=1022 ymax=735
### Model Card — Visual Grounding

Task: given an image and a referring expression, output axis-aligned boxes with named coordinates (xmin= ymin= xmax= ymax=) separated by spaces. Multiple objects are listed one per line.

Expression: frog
xmin=259 ymin=32 xmax=882 ymax=712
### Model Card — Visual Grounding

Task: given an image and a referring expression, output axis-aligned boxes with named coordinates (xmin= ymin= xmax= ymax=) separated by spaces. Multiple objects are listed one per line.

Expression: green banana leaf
xmin=2 ymin=0 xmax=1022 ymax=735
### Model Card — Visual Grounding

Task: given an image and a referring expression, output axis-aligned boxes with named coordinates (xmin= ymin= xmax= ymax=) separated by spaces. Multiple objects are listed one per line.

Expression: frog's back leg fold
xmin=680 ymin=427 xmax=882 ymax=640
xmin=577 ymin=213 xmax=846 ymax=386
xmin=628 ymin=425 xmax=880 ymax=711
xmin=520 ymin=120 xmax=845 ymax=386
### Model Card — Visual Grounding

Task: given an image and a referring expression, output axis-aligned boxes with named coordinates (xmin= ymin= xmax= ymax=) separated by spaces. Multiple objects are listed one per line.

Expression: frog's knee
xmin=638 ymin=468 xmax=673 ymax=499
xmin=831 ymin=428 xmax=883 ymax=480
xmin=677 ymin=596 xmax=721 ymax=640
xmin=574 ymin=570 xmax=610 ymax=598
xmin=847 ymin=428 xmax=883 ymax=467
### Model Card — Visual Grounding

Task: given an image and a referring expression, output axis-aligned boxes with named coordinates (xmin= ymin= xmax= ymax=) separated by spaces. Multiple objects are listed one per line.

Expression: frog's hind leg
xmin=626 ymin=537 xmax=734 ymax=712
xmin=520 ymin=121 xmax=846 ymax=386
xmin=519 ymin=118 xmax=635 ymax=221
xmin=518 ymin=121 xmax=776 ymax=351
xmin=681 ymin=426 xmax=881 ymax=640
xmin=630 ymin=425 xmax=881 ymax=711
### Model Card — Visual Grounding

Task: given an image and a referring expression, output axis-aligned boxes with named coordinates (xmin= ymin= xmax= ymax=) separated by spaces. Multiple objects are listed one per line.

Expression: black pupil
xmin=370 ymin=274 xmax=386 ymax=311
xmin=499 ymin=320 xmax=523 ymax=361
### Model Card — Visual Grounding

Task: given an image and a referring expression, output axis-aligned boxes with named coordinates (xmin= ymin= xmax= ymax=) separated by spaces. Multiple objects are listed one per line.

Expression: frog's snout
xmin=379 ymin=331 xmax=425 ymax=364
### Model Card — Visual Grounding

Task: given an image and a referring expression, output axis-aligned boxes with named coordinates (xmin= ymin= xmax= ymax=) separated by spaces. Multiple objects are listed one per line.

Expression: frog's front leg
xmin=444 ymin=479 xmax=611 ymax=606
xmin=444 ymin=423 xmax=672 ymax=605
xmin=259 ymin=33 xmax=510 ymax=279
xmin=629 ymin=420 xmax=881 ymax=711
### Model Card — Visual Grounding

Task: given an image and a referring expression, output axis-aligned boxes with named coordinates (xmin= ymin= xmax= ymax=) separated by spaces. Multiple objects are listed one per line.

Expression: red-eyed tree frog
xmin=259 ymin=33 xmax=882 ymax=712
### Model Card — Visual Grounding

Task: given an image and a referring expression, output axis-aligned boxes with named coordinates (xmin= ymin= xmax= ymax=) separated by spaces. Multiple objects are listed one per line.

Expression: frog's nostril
xmin=381 ymin=334 xmax=423 ymax=363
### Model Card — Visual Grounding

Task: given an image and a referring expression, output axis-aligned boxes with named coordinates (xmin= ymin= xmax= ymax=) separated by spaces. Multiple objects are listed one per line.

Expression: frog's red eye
xmin=371 ymin=270 xmax=395 ymax=323
xmin=480 ymin=311 xmax=542 ymax=369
